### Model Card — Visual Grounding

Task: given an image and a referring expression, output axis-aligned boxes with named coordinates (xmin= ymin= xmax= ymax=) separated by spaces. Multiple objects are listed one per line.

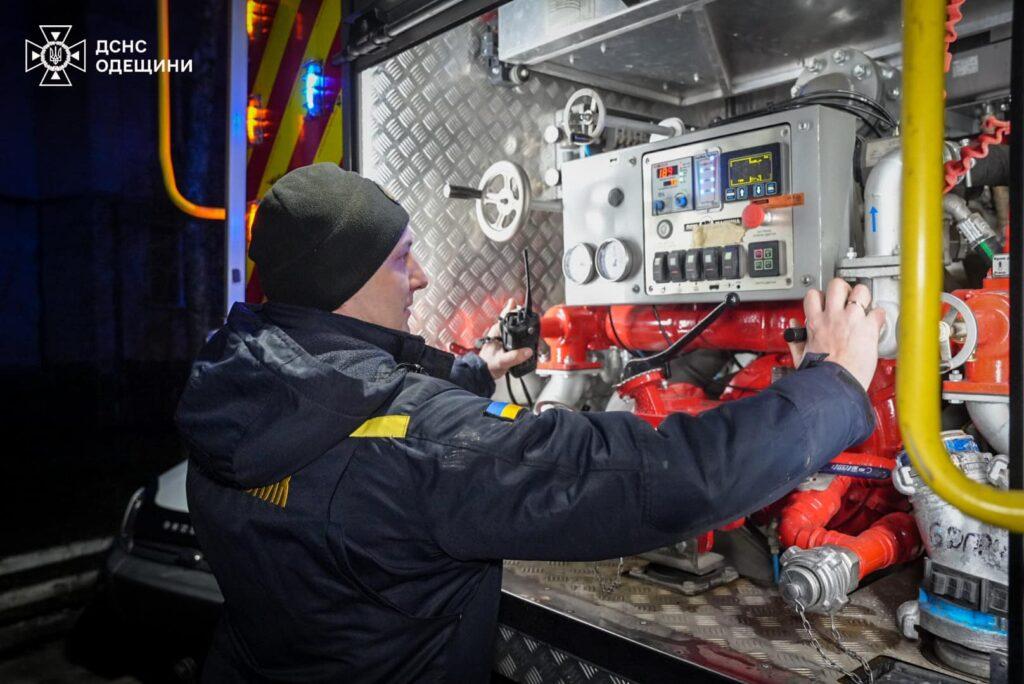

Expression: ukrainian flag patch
xmin=484 ymin=401 xmax=525 ymax=421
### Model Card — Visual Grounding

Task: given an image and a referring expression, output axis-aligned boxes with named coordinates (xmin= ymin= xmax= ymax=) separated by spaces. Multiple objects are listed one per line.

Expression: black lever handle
xmin=621 ymin=292 xmax=741 ymax=381
xmin=442 ymin=183 xmax=482 ymax=200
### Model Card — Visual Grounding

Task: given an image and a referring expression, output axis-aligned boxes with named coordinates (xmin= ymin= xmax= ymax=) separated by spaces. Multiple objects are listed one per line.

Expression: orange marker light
xmin=247 ymin=97 xmax=271 ymax=145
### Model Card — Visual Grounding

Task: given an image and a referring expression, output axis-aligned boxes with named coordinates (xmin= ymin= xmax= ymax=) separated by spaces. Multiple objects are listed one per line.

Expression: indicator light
xmin=246 ymin=1 xmax=273 ymax=38
xmin=302 ymin=61 xmax=327 ymax=117
xmin=247 ymin=96 xmax=271 ymax=145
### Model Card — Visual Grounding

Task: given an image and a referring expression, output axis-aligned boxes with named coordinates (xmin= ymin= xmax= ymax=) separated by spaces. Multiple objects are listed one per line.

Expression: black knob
xmin=607 ymin=188 xmax=624 ymax=207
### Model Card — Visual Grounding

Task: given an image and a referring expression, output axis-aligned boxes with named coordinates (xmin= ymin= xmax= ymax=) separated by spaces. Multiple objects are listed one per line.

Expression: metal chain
xmin=592 ymin=557 xmax=625 ymax=596
xmin=791 ymin=600 xmax=869 ymax=684
xmin=829 ymin=612 xmax=875 ymax=684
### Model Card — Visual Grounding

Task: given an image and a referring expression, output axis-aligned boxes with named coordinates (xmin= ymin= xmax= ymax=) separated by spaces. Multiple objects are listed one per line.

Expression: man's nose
xmin=410 ymin=256 xmax=429 ymax=291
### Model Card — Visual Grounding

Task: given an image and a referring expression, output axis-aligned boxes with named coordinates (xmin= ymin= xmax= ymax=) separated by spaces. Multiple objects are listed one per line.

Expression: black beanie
xmin=248 ymin=163 xmax=409 ymax=311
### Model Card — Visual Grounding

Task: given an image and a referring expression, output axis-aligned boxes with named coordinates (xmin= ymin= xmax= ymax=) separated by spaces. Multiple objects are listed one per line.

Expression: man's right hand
xmin=478 ymin=299 xmax=534 ymax=380
xmin=786 ymin=278 xmax=887 ymax=390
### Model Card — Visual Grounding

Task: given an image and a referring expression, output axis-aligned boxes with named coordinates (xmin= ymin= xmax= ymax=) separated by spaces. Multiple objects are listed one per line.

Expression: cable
xmin=791 ymin=89 xmax=898 ymax=125
xmin=648 ymin=306 xmax=763 ymax=394
xmin=607 ymin=308 xmax=642 ymax=357
xmin=718 ymin=100 xmax=887 ymax=138
xmin=791 ymin=99 xmax=888 ymax=137
xmin=650 ymin=305 xmax=674 ymax=348
xmin=712 ymin=88 xmax=897 ymax=139
xmin=519 ymin=377 xmax=534 ymax=409
xmin=790 ymin=89 xmax=899 ymax=128
xmin=791 ymin=96 xmax=892 ymax=126
xmin=505 ymin=374 xmax=519 ymax=405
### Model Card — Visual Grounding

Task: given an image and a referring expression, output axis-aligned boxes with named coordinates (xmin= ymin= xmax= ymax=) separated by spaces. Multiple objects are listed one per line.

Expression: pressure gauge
xmin=563 ymin=243 xmax=596 ymax=284
xmin=595 ymin=239 xmax=633 ymax=281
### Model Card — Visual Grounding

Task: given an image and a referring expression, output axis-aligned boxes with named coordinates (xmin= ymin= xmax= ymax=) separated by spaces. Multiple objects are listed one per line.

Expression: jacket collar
xmin=257 ymin=301 xmax=455 ymax=380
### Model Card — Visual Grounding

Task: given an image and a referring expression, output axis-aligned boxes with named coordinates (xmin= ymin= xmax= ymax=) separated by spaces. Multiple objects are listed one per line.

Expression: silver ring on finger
xmin=846 ymin=299 xmax=869 ymax=315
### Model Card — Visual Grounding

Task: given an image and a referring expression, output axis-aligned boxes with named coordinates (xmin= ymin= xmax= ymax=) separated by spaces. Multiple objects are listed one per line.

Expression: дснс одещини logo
xmin=25 ymin=25 xmax=86 ymax=87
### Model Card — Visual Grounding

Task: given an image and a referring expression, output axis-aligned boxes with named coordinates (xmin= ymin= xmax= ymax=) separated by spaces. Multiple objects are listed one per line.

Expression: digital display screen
xmin=662 ymin=178 xmax=678 ymax=187
xmin=657 ymin=165 xmax=677 ymax=179
xmin=728 ymin=152 xmax=773 ymax=187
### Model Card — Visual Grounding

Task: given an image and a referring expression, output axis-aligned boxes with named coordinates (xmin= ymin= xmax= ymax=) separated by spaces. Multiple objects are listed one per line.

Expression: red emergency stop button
xmin=741 ymin=192 xmax=805 ymax=229
xmin=742 ymin=203 xmax=767 ymax=229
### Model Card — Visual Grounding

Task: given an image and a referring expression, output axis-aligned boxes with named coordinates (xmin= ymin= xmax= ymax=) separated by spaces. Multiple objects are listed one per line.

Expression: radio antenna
xmin=522 ymin=249 xmax=532 ymax=312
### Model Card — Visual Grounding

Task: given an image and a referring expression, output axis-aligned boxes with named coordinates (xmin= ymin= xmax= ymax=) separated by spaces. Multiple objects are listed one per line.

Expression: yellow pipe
xmin=900 ymin=0 xmax=1024 ymax=531
xmin=157 ymin=0 xmax=226 ymax=221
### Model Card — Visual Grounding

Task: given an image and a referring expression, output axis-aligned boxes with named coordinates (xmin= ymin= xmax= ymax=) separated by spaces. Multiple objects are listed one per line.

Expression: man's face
xmin=335 ymin=228 xmax=429 ymax=332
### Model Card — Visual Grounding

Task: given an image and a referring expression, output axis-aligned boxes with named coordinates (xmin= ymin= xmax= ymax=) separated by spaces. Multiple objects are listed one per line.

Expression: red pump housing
xmin=538 ymin=302 xmax=921 ymax=582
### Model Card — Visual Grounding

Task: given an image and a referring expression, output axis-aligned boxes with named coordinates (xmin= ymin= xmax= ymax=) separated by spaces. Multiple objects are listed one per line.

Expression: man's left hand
xmin=478 ymin=299 xmax=534 ymax=380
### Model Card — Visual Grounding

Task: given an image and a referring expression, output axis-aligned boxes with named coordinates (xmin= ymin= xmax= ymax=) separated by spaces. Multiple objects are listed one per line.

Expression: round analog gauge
xmin=563 ymin=243 xmax=596 ymax=284
xmin=595 ymin=239 xmax=633 ymax=282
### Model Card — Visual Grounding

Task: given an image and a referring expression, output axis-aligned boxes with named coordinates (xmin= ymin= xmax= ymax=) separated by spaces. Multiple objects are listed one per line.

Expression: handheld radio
xmin=500 ymin=249 xmax=541 ymax=378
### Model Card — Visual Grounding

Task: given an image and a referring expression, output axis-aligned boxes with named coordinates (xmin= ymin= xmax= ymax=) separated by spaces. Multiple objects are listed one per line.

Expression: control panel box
xmin=560 ymin=106 xmax=858 ymax=305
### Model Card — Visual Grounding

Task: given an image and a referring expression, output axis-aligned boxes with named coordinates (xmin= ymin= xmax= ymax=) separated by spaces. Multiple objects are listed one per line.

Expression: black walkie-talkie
xmin=500 ymin=249 xmax=541 ymax=378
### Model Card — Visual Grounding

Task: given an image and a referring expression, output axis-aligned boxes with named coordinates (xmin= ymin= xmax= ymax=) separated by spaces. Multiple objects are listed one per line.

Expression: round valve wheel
xmin=476 ymin=160 xmax=532 ymax=243
xmin=939 ymin=292 xmax=979 ymax=372
xmin=562 ymin=88 xmax=606 ymax=143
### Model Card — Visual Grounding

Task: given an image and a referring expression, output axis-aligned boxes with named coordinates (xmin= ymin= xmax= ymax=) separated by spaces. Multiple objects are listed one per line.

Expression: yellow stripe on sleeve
xmin=350 ymin=415 xmax=410 ymax=439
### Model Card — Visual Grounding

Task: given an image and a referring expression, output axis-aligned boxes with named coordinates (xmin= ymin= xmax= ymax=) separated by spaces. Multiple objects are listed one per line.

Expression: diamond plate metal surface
xmin=494 ymin=625 xmax=637 ymax=684
xmin=501 ymin=560 xmax=973 ymax=682
xmin=359 ymin=20 xmax=674 ymax=349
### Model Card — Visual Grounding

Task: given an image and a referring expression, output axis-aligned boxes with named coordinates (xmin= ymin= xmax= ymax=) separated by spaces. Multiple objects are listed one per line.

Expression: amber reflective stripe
xmin=350 ymin=415 xmax=410 ymax=439
xmin=246 ymin=476 xmax=291 ymax=508
xmin=247 ymin=0 xmax=301 ymax=164
xmin=312 ymin=100 xmax=344 ymax=164
xmin=257 ymin=0 xmax=341 ymax=196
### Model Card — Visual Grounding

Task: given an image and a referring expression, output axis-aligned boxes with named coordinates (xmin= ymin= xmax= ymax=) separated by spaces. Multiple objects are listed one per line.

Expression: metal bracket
xmin=481 ymin=26 xmax=529 ymax=87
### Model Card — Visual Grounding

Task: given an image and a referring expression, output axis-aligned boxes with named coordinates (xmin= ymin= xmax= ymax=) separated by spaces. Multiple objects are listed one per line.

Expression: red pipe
xmin=539 ymin=303 xmax=919 ymax=578
xmin=538 ymin=302 xmax=804 ymax=371
xmin=606 ymin=302 xmax=804 ymax=353
xmin=844 ymin=513 xmax=921 ymax=578
xmin=778 ymin=475 xmax=852 ymax=549
xmin=538 ymin=305 xmax=608 ymax=370
xmin=778 ymin=453 xmax=921 ymax=579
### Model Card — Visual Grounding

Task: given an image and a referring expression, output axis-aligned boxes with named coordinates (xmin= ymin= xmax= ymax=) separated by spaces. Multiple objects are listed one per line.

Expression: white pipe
xmin=966 ymin=401 xmax=1010 ymax=454
xmin=534 ymin=372 xmax=590 ymax=412
xmin=863 ymin=148 xmax=902 ymax=257
xmin=872 ymin=277 xmax=901 ymax=359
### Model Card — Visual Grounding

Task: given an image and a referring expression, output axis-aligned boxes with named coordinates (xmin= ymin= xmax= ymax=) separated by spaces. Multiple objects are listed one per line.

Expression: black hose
xmin=1007 ymin=2 xmax=1023 ymax=679
xmin=965 ymin=143 xmax=1010 ymax=188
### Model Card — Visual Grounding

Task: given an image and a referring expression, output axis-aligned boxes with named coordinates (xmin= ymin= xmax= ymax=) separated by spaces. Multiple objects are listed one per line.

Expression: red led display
xmin=657 ymin=165 xmax=677 ymax=179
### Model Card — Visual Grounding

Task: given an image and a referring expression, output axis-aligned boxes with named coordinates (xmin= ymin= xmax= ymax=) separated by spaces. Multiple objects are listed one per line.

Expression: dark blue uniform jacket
xmin=176 ymin=301 xmax=874 ymax=682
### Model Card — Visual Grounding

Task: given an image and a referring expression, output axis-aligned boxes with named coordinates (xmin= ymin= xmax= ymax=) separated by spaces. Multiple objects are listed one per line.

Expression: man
xmin=177 ymin=163 xmax=884 ymax=682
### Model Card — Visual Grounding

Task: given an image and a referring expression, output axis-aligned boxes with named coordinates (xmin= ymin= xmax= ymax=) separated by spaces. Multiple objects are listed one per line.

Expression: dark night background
xmin=2 ymin=0 xmax=230 ymax=556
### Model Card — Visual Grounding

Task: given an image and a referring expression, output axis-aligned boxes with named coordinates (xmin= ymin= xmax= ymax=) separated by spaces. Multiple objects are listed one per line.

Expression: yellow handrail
xmin=899 ymin=0 xmax=1024 ymax=531
xmin=157 ymin=0 xmax=226 ymax=220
